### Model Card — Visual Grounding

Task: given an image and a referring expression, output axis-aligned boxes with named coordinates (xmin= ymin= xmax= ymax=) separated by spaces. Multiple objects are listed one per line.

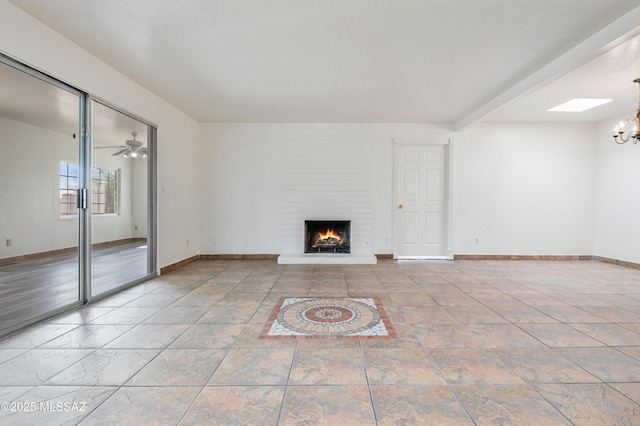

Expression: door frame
xmin=392 ymin=139 xmax=454 ymax=260
xmin=0 ymin=52 xmax=159 ymax=337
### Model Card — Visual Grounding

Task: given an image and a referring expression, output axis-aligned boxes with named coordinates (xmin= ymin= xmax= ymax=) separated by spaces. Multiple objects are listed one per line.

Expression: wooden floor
xmin=0 ymin=242 xmax=148 ymax=334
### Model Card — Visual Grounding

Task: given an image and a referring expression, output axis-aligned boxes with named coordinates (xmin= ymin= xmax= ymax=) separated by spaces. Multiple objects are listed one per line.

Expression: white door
xmin=395 ymin=144 xmax=447 ymax=258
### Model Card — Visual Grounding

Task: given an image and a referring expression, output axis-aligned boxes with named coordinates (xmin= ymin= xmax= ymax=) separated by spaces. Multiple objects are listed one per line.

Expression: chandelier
xmin=613 ymin=78 xmax=640 ymax=144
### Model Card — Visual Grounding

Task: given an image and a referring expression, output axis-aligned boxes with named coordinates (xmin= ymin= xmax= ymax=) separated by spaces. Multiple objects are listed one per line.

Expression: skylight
xmin=548 ymin=98 xmax=612 ymax=112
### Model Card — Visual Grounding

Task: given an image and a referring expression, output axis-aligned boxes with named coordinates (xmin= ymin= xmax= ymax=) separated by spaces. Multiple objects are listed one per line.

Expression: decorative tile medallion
xmin=260 ymin=297 xmax=396 ymax=338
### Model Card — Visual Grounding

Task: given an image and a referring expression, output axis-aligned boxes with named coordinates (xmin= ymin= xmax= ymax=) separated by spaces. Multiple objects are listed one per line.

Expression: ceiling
xmin=6 ymin=0 xmax=640 ymax=129
xmin=0 ymin=60 xmax=148 ymax=147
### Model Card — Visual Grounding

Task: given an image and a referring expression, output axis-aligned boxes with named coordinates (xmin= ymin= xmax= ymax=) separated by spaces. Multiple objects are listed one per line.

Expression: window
xmin=60 ymin=162 xmax=79 ymax=216
xmin=59 ymin=162 xmax=118 ymax=215
xmin=91 ymin=166 xmax=118 ymax=214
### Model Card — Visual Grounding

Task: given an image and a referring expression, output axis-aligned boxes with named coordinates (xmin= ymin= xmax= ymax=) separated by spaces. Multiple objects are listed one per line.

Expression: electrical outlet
xmin=474 ymin=237 xmax=480 ymax=245
xmin=134 ymin=225 xmax=138 ymax=231
xmin=6 ymin=239 xmax=11 ymax=247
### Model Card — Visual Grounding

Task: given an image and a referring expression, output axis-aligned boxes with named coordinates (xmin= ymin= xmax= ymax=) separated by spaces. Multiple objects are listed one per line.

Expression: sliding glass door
xmin=90 ymin=101 xmax=152 ymax=297
xmin=0 ymin=55 xmax=157 ymax=336
xmin=0 ymin=59 xmax=83 ymax=334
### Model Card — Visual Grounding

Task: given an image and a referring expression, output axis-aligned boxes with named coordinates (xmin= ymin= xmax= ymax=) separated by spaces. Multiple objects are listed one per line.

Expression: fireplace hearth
xmin=305 ymin=220 xmax=351 ymax=253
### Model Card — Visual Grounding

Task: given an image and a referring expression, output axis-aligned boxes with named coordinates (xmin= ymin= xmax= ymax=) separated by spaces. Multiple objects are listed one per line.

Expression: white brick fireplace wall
xmin=279 ymin=124 xmax=376 ymax=264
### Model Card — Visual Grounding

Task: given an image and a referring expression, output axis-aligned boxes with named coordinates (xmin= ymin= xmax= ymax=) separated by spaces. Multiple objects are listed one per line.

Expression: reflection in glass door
xmin=0 ymin=59 xmax=82 ymax=334
xmin=90 ymin=101 xmax=152 ymax=297
xmin=0 ymin=55 xmax=156 ymax=336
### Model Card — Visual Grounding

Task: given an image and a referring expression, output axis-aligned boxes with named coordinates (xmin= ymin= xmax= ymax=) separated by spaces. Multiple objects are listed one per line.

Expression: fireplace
xmin=305 ymin=220 xmax=351 ymax=253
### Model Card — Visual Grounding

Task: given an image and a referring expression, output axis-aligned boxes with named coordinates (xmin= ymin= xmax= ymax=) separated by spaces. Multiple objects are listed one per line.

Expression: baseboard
xmin=0 ymin=247 xmax=77 ymax=266
xmin=93 ymin=238 xmax=147 ymax=248
xmin=199 ymin=254 xmax=279 ymax=260
xmin=375 ymin=254 xmax=394 ymax=260
xmin=594 ymin=256 xmax=640 ymax=270
xmin=453 ymin=254 xmax=594 ymax=261
xmin=160 ymin=255 xmax=200 ymax=274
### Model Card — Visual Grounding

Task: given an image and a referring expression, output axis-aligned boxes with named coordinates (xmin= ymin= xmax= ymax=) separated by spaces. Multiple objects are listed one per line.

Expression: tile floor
xmin=1 ymin=259 xmax=640 ymax=424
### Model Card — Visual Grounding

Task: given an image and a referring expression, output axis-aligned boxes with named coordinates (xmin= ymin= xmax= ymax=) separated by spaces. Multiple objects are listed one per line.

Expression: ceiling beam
xmin=454 ymin=6 xmax=640 ymax=131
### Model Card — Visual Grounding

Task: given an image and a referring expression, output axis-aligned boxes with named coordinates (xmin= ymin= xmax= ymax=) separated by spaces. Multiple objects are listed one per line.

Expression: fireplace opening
xmin=305 ymin=220 xmax=351 ymax=254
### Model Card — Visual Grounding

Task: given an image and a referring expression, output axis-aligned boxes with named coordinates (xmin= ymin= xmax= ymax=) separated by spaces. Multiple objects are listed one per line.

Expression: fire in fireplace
xmin=305 ymin=220 xmax=351 ymax=253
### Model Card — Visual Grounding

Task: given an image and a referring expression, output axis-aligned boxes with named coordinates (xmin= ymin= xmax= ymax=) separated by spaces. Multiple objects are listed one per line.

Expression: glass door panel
xmin=90 ymin=101 xmax=150 ymax=297
xmin=0 ymin=60 xmax=82 ymax=334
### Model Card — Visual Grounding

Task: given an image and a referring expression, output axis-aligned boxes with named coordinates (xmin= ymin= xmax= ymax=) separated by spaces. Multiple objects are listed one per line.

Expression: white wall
xmin=453 ymin=123 xmax=596 ymax=255
xmin=91 ymin=147 xmax=136 ymax=244
xmin=200 ymin=122 xmax=597 ymax=257
xmin=0 ymin=117 xmax=141 ymax=258
xmin=594 ymin=120 xmax=640 ymax=264
xmin=199 ymin=123 xmax=453 ymax=255
xmin=199 ymin=123 xmax=283 ymax=254
xmin=5 ymin=0 xmax=628 ymax=264
xmin=281 ymin=124 xmax=374 ymax=255
xmin=0 ymin=117 xmax=78 ymax=257
xmin=0 ymin=0 xmax=200 ymax=269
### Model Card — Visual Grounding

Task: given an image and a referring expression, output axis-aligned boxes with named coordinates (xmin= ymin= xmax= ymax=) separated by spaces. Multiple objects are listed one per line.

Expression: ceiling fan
xmin=97 ymin=132 xmax=148 ymax=158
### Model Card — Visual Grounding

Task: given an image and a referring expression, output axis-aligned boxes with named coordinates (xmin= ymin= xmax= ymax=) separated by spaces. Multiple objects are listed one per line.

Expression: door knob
xmin=398 ymin=204 xmax=403 ymax=209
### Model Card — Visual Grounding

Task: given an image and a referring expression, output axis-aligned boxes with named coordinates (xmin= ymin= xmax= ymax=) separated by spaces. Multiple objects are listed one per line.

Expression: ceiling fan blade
xmin=112 ymin=148 xmax=130 ymax=156
xmin=95 ymin=145 xmax=127 ymax=149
